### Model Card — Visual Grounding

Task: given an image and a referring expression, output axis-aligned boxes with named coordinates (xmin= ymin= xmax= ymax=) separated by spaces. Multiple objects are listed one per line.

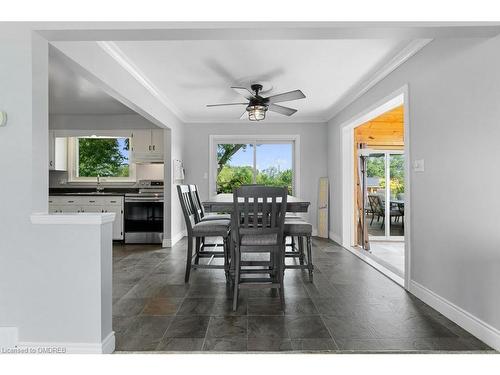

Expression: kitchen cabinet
xmin=48 ymin=195 xmax=124 ymax=240
xmin=48 ymin=131 xmax=68 ymax=171
xmin=49 ymin=205 xmax=66 ymax=214
xmin=131 ymin=129 xmax=164 ymax=162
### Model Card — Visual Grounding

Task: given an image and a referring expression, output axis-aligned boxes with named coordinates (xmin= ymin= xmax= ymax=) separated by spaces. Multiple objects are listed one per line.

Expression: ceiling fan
xmin=206 ymin=84 xmax=306 ymax=121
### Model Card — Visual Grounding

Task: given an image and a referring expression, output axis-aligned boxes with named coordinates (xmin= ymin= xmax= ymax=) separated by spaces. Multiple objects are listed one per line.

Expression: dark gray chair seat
xmin=240 ymin=233 xmax=277 ymax=246
xmin=284 ymin=220 xmax=312 ymax=235
xmin=178 ymin=185 xmax=231 ymax=283
xmin=192 ymin=219 xmax=230 ymax=237
xmin=283 ymin=219 xmax=314 ymax=281
xmin=201 ymin=213 xmax=231 ymax=221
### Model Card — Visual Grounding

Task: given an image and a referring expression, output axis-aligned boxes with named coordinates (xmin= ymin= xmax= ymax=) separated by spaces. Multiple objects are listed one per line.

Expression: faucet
xmin=96 ymin=175 xmax=104 ymax=193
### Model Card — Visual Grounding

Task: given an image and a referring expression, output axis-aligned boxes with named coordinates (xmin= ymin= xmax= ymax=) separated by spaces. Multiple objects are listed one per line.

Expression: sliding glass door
xmin=364 ymin=151 xmax=404 ymax=240
xmin=216 ymin=141 xmax=294 ymax=194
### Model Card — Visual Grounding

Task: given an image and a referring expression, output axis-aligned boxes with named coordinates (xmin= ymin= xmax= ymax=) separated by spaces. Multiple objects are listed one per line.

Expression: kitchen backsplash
xmin=49 ymin=163 xmax=164 ymax=188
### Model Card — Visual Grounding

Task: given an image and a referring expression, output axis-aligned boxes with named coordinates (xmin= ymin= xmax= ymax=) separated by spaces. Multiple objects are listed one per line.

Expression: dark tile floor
xmin=112 ymin=238 xmax=493 ymax=353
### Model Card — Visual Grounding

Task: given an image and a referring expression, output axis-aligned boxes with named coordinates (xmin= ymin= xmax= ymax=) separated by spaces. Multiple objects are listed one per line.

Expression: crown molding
xmin=325 ymin=39 xmax=432 ymax=121
xmin=97 ymin=39 xmax=431 ymax=126
xmin=97 ymin=41 xmax=187 ymax=122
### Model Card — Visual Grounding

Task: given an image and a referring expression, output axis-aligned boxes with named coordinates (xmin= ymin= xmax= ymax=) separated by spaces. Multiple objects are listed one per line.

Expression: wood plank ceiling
xmin=354 ymin=105 xmax=404 ymax=150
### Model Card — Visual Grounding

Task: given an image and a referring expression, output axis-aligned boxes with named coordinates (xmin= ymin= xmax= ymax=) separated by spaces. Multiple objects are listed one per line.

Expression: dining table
xmin=202 ymin=193 xmax=311 ymax=214
xmin=202 ymin=193 xmax=311 ymax=278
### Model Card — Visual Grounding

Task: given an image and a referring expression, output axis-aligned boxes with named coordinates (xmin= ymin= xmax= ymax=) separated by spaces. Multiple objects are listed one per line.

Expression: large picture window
xmin=68 ymin=136 xmax=136 ymax=182
xmin=212 ymin=136 xmax=297 ymax=194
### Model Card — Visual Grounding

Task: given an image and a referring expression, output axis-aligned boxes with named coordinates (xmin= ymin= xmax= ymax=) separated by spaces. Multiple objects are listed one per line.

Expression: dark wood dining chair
xmin=189 ymin=184 xmax=230 ymax=222
xmin=177 ymin=185 xmax=231 ymax=282
xmin=231 ymin=185 xmax=288 ymax=311
xmin=284 ymin=217 xmax=314 ymax=282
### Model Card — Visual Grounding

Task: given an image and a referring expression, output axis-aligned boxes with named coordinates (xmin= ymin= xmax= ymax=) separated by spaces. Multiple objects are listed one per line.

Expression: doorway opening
xmin=341 ymin=88 xmax=410 ymax=287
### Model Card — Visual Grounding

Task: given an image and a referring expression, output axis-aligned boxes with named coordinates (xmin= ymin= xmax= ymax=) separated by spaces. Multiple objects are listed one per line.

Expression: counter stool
xmin=177 ymin=185 xmax=231 ymax=283
xmin=284 ymin=219 xmax=314 ymax=282
xmin=232 ymin=186 xmax=288 ymax=311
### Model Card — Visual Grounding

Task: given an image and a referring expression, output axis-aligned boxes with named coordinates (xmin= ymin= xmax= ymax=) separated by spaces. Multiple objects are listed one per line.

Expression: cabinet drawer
xmin=103 ymin=196 xmax=124 ymax=206
xmin=49 ymin=196 xmax=86 ymax=205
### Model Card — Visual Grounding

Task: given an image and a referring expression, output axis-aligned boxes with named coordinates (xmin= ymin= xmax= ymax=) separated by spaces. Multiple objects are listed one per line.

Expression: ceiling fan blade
xmin=206 ymin=103 xmax=248 ymax=107
xmin=268 ymin=104 xmax=298 ymax=116
xmin=239 ymin=111 xmax=248 ymax=120
xmin=266 ymin=89 xmax=305 ymax=104
xmin=231 ymin=86 xmax=255 ymax=100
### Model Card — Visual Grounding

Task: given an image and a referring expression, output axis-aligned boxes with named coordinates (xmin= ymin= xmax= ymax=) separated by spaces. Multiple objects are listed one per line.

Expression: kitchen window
xmin=210 ymin=135 xmax=300 ymax=195
xmin=68 ymin=136 xmax=136 ymax=182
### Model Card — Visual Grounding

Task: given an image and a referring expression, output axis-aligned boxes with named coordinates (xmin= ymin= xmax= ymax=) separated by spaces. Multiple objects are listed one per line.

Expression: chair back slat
xmin=189 ymin=184 xmax=204 ymax=222
xmin=177 ymin=184 xmax=197 ymax=233
xmin=271 ymin=195 xmax=277 ymax=228
xmin=262 ymin=193 xmax=268 ymax=228
xmin=243 ymin=196 xmax=250 ymax=228
xmin=252 ymin=194 xmax=259 ymax=228
xmin=233 ymin=185 xmax=287 ymax=245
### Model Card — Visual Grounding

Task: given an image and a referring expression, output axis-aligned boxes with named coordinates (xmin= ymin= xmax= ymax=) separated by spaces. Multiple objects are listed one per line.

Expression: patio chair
xmin=368 ymin=194 xmax=403 ymax=229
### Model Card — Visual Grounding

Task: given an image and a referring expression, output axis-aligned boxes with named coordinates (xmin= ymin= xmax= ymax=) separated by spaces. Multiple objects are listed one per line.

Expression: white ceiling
xmin=49 ymin=38 xmax=412 ymax=121
xmin=49 ymin=47 xmax=135 ymax=115
xmin=112 ymin=39 xmax=410 ymax=122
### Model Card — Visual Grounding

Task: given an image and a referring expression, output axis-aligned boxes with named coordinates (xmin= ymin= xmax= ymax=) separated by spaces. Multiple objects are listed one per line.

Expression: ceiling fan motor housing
xmin=250 ymin=83 xmax=264 ymax=95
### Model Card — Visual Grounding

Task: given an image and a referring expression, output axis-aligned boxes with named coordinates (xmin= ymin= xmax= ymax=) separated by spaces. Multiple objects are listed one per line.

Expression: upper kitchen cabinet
xmin=48 ymin=130 xmax=68 ymax=171
xmin=131 ymin=129 xmax=164 ymax=163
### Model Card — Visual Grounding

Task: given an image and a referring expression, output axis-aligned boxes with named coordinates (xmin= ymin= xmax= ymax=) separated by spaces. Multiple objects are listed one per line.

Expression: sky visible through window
xmin=228 ymin=143 xmax=292 ymax=171
xmin=117 ymin=138 xmax=129 ymax=161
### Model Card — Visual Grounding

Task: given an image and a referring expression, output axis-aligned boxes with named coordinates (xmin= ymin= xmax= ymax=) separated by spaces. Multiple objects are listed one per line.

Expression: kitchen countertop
xmin=49 ymin=188 xmax=139 ymax=196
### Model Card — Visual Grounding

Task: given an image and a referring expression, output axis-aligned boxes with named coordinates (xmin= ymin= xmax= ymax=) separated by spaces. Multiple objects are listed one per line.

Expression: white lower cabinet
xmin=48 ymin=195 xmax=124 ymax=240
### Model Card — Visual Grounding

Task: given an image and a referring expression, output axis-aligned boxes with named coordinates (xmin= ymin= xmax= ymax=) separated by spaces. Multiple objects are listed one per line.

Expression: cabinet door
xmin=49 ymin=205 xmax=66 ymax=214
xmin=54 ymin=137 xmax=68 ymax=171
xmin=104 ymin=205 xmax=123 ymax=240
xmin=49 ymin=130 xmax=55 ymax=170
xmin=80 ymin=205 xmax=104 ymax=214
xmin=150 ymin=129 xmax=164 ymax=156
xmin=131 ymin=130 xmax=152 ymax=154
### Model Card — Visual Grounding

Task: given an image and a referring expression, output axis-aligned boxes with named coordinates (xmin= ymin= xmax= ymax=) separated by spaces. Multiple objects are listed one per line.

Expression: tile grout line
xmin=201 ymin=316 xmax=212 ymax=351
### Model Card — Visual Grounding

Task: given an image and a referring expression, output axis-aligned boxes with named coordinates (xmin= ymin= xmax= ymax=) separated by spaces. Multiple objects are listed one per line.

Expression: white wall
xmin=328 ymin=36 xmax=500 ymax=346
xmin=0 ymin=24 xmax=47 ymax=346
xmin=0 ymin=24 xmax=115 ymax=352
xmin=183 ymin=122 xmax=328 ymax=231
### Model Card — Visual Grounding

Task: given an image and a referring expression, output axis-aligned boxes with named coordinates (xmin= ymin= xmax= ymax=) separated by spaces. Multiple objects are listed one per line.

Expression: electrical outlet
xmin=413 ymin=159 xmax=425 ymax=172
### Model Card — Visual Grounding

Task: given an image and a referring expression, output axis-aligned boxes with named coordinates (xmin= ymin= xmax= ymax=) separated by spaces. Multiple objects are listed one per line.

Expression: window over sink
xmin=68 ymin=136 xmax=136 ymax=182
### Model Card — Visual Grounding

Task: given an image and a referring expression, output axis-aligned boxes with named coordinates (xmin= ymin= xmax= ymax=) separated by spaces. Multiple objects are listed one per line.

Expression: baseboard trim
xmin=409 ymin=280 xmax=500 ymax=352
xmin=329 ymin=231 xmax=342 ymax=244
xmin=18 ymin=332 xmax=115 ymax=354
xmin=163 ymin=230 xmax=187 ymax=248
xmin=0 ymin=327 xmax=18 ymax=349
xmin=345 ymin=246 xmax=404 ymax=287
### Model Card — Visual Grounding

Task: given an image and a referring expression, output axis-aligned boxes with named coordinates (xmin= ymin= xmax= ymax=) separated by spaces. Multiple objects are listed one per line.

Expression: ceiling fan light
xmin=247 ymin=105 xmax=267 ymax=121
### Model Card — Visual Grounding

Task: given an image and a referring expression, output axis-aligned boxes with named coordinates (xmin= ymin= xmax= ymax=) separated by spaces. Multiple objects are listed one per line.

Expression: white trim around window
xmin=208 ymin=134 xmax=300 ymax=197
xmin=67 ymin=135 xmax=136 ymax=183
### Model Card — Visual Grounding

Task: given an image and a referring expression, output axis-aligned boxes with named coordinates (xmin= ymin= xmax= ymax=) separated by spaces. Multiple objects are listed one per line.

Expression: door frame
xmin=340 ymin=85 xmax=411 ymax=289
